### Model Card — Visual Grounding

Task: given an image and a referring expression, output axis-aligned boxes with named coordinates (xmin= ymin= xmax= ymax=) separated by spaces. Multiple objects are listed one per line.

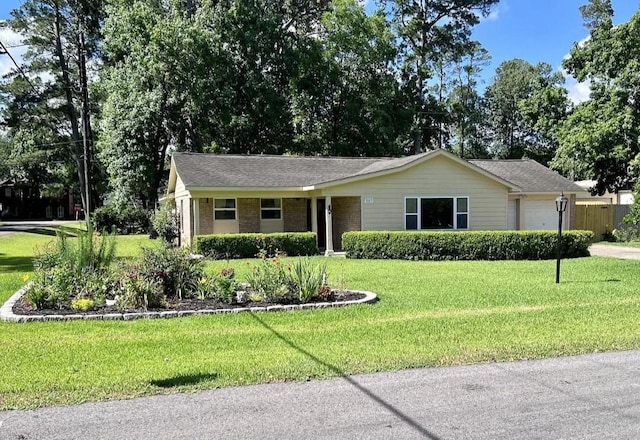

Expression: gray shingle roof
xmin=469 ymin=159 xmax=585 ymax=193
xmin=171 ymin=152 xmax=583 ymax=194
xmin=171 ymin=152 xmax=434 ymax=188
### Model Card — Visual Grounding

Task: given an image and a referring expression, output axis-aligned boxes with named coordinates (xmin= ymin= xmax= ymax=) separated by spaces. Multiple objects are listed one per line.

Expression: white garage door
xmin=524 ymin=199 xmax=557 ymax=230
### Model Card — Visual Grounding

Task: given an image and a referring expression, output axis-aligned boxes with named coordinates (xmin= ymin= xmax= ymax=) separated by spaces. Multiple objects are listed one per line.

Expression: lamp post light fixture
xmin=555 ymin=193 xmax=568 ymax=284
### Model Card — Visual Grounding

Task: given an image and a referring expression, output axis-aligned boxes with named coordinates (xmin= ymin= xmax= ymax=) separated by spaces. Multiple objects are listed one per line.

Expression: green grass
xmin=597 ymin=240 xmax=640 ymax=248
xmin=2 ymin=230 xmax=640 ymax=410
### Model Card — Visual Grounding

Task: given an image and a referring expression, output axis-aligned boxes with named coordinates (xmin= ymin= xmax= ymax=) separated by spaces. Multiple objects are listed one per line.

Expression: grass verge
xmin=596 ymin=240 xmax=640 ymax=248
xmin=1 ymin=231 xmax=640 ymax=409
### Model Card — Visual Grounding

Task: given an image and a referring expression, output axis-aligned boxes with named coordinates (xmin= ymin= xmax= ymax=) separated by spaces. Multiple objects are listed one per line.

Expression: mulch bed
xmin=12 ymin=291 xmax=367 ymax=316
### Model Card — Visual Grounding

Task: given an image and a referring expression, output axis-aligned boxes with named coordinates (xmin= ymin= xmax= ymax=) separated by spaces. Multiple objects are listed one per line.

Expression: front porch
xmin=183 ymin=196 xmax=361 ymax=254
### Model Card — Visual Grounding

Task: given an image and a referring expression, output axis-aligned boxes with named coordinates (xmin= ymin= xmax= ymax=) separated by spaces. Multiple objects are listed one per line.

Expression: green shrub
xmin=342 ymin=230 xmax=593 ymax=261
xmin=138 ymin=244 xmax=204 ymax=300
xmin=244 ymin=256 xmax=328 ymax=304
xmin=288 ymin=258 xmax=327 ymax=303
xmin=116 ymin=272 xmax=166 ymax=311
xmin=245 ymin=254 xmax=291 ymax=302
xmin=27 ymin=227 xmax=117 ymax=309
xmin=613 ymin=224 xmax=640 ymax=242
xmin=71 ymin=298 xmax=95 ymax=312
xmin=92 ymin=205 xmax=151 ymax=235
xmin=151 ymin=201 xmax=179 ymax=245
xmin=24 ymin=274 xmax=50 ymax=310
xmin=212 ymin=268 xmax=238 ymax=303
xmin=194 ymin=232 xmax=318 ymax=259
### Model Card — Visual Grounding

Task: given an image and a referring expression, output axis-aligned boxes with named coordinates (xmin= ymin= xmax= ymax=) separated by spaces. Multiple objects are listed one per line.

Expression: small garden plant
xmin=22 ymin=233 xmax=337 ymax=314
xmin=245 ymin=250 xmax=329 ymax=304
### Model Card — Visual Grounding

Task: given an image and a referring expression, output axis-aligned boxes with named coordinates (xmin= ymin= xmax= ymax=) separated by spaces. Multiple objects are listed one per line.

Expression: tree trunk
xmin=52 ymin=3 xmax=88 ymax=216
xmin=78 ymin=31 xmax=93 ymax=223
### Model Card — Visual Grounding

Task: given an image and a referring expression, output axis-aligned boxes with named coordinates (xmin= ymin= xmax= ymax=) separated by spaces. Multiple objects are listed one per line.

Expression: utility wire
xmin=0 ymin=39 xmax=39 ymax=96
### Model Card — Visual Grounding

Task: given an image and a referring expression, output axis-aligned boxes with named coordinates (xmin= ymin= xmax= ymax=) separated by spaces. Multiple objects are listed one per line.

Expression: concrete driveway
xmin=1 ymin=350 xmax=640 ymax=440
xmin=589 ymin=243 xmax=640 ymax=260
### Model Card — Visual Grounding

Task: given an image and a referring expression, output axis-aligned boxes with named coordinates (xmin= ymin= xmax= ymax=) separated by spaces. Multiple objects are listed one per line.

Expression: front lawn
xmin=597 ymin=240 xmax=640 ymax=248
xmin=1 ymin=230 xmax=640 ymax=409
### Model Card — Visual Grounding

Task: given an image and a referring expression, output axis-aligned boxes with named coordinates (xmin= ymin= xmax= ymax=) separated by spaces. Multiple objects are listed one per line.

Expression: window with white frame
xmin=214 ymin=198 xmax=236 ymax=220
xmin=260 ymin=198 xmax=282 ymax=220
xmin=405 ymin=196 xmax=469 ymax=230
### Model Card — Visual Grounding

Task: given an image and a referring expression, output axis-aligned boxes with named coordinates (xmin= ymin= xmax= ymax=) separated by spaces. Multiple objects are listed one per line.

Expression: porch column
xmin=192 ymin=199 xmax=200 ymax=236
xmin=311 ymin=196 xmax=318 ymax=245
xmin=325 ymin=196 xmax=334 ymax=256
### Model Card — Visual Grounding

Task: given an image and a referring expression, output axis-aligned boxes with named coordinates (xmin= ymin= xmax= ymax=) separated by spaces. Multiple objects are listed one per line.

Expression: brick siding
xmin=283 ymin=198 xmax=308 ymax=232
xmin=198 ymin=198 xmax=214 ymax=235
xmin=239 ymin=198 xmax=260 ymax=233
xmin=332 ymin=197 xmax=361 ymax=250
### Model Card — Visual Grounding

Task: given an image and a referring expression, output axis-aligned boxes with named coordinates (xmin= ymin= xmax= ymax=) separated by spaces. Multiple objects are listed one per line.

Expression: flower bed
xmin=7 ymin=228 xmax=376 ymax=321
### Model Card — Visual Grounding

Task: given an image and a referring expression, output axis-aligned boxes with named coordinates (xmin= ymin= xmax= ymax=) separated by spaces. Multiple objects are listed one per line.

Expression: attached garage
xmin=471 ymin=160 xmax=585 ymax=232
xmin=522 ymin=198 xmax=561 ymax=230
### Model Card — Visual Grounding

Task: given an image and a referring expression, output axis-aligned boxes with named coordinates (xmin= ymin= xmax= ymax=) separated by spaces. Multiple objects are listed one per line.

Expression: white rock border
xmin=0 ymin=284 xmax=378 ymax=323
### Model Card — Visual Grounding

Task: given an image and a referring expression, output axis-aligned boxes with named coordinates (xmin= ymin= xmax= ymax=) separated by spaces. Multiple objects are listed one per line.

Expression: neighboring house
xmin=574 ymin=180 xmax=635 ymax=205
xmin=167 ymin=150 xmax=585 ymax=253
xmin=0 ymin=179 xmax=75 ymax=220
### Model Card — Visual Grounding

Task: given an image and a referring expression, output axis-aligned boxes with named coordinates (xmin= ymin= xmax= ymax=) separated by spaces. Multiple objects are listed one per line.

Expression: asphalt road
xmin=1 ymin=350 xmax=639 ymax=439
xmin=0 ymin=220 xmax=72 ymax=237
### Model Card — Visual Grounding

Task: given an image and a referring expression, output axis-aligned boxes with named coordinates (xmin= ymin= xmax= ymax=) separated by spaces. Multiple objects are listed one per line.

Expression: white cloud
xmin=478 ymin=3 xmax=507 ymax=23
xmin=0 ymin=26 xmax=27 ymax=78
xmin=562 ymin=68 xmax=591 ymax=104
xmin=485 ymin=8 xmax=500 ymax=21
xmin=561 ymin=35 xmax=592 ymax=105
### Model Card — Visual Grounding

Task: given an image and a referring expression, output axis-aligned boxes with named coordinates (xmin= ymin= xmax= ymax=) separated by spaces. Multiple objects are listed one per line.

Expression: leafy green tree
xmin=380 ymin=0 xmax=499 ymax=154
xmin=99 ymin=0 xmax=232 ymax=206
xmin=553 ymin=1 xmax=640 ymax=194
xmin=446 ymin=42 xmax=490 ymax=158
xmin=483 ymin=59 xmax=567 ymax=164
xmin=0 ymin=0 xmax=105 ymax=215
xmin=291 ymin=0 xmax=408 ymax=156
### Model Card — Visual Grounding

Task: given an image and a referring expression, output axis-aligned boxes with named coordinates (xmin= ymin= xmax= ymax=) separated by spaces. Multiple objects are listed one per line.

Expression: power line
xmin=0 ymin=39 xmax=39 ymax=95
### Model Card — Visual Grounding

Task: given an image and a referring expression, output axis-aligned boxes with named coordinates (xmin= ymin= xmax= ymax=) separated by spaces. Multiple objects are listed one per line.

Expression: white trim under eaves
xmin=185 ymin=186 xmax=307 ymax=192
xmin=508 ymin=191 xmax=582 ymax=196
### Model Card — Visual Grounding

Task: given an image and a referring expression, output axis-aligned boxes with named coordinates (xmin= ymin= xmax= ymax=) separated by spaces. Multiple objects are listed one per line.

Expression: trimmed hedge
xmin=342 ymin=230 xmax=594 ymax=261
xmin=195 ymin=232 xmax=318 ymax=259
xmin=92 ymin=205 xmax=152 ymax=235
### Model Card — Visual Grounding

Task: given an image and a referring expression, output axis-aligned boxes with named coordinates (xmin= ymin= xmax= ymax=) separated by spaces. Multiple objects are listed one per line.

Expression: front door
xmin=316 ymin=199 xmax=326 ymax=251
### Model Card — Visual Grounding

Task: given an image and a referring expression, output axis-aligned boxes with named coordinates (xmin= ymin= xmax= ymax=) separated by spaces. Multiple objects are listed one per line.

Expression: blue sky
xmin=0 ymin=0 xmax=639 ymax=102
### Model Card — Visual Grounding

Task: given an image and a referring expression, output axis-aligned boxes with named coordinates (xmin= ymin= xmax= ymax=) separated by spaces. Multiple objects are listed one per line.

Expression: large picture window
xmin=405 ymin=196 xmax=469 ymax=230
xmin=214 ymin=198 xmax=236 ymax=220
xmin=260 ymin=198 xmax=282 ymax=220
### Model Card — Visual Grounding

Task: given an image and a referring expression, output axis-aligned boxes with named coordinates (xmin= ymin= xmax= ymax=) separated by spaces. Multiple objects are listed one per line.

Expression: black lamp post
xmin=555 ymin=193 xmax=568 ymax=284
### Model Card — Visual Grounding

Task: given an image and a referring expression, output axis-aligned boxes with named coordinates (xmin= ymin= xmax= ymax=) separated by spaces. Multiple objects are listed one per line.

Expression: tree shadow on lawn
xmin=248 ymin=313 xmax=443 ymax=440
xmin=24 ymin=227 xmax=77 ymax=237
xmin=150 ymin=373 xmax=220 ymax=388
xmin=0 ymin=256 xmax=35 ymax=273
xmin=562 ymin=279 xmax=622 ymax=284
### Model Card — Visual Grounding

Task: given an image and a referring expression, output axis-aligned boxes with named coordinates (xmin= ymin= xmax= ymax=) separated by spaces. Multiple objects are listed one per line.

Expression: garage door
xmin=524 ymin=199 xmax=557 ymax=230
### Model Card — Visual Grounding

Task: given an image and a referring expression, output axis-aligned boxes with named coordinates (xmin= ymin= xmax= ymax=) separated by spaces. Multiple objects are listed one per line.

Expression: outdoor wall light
xmin=555 ymin=192 xmax=568 ymax=283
